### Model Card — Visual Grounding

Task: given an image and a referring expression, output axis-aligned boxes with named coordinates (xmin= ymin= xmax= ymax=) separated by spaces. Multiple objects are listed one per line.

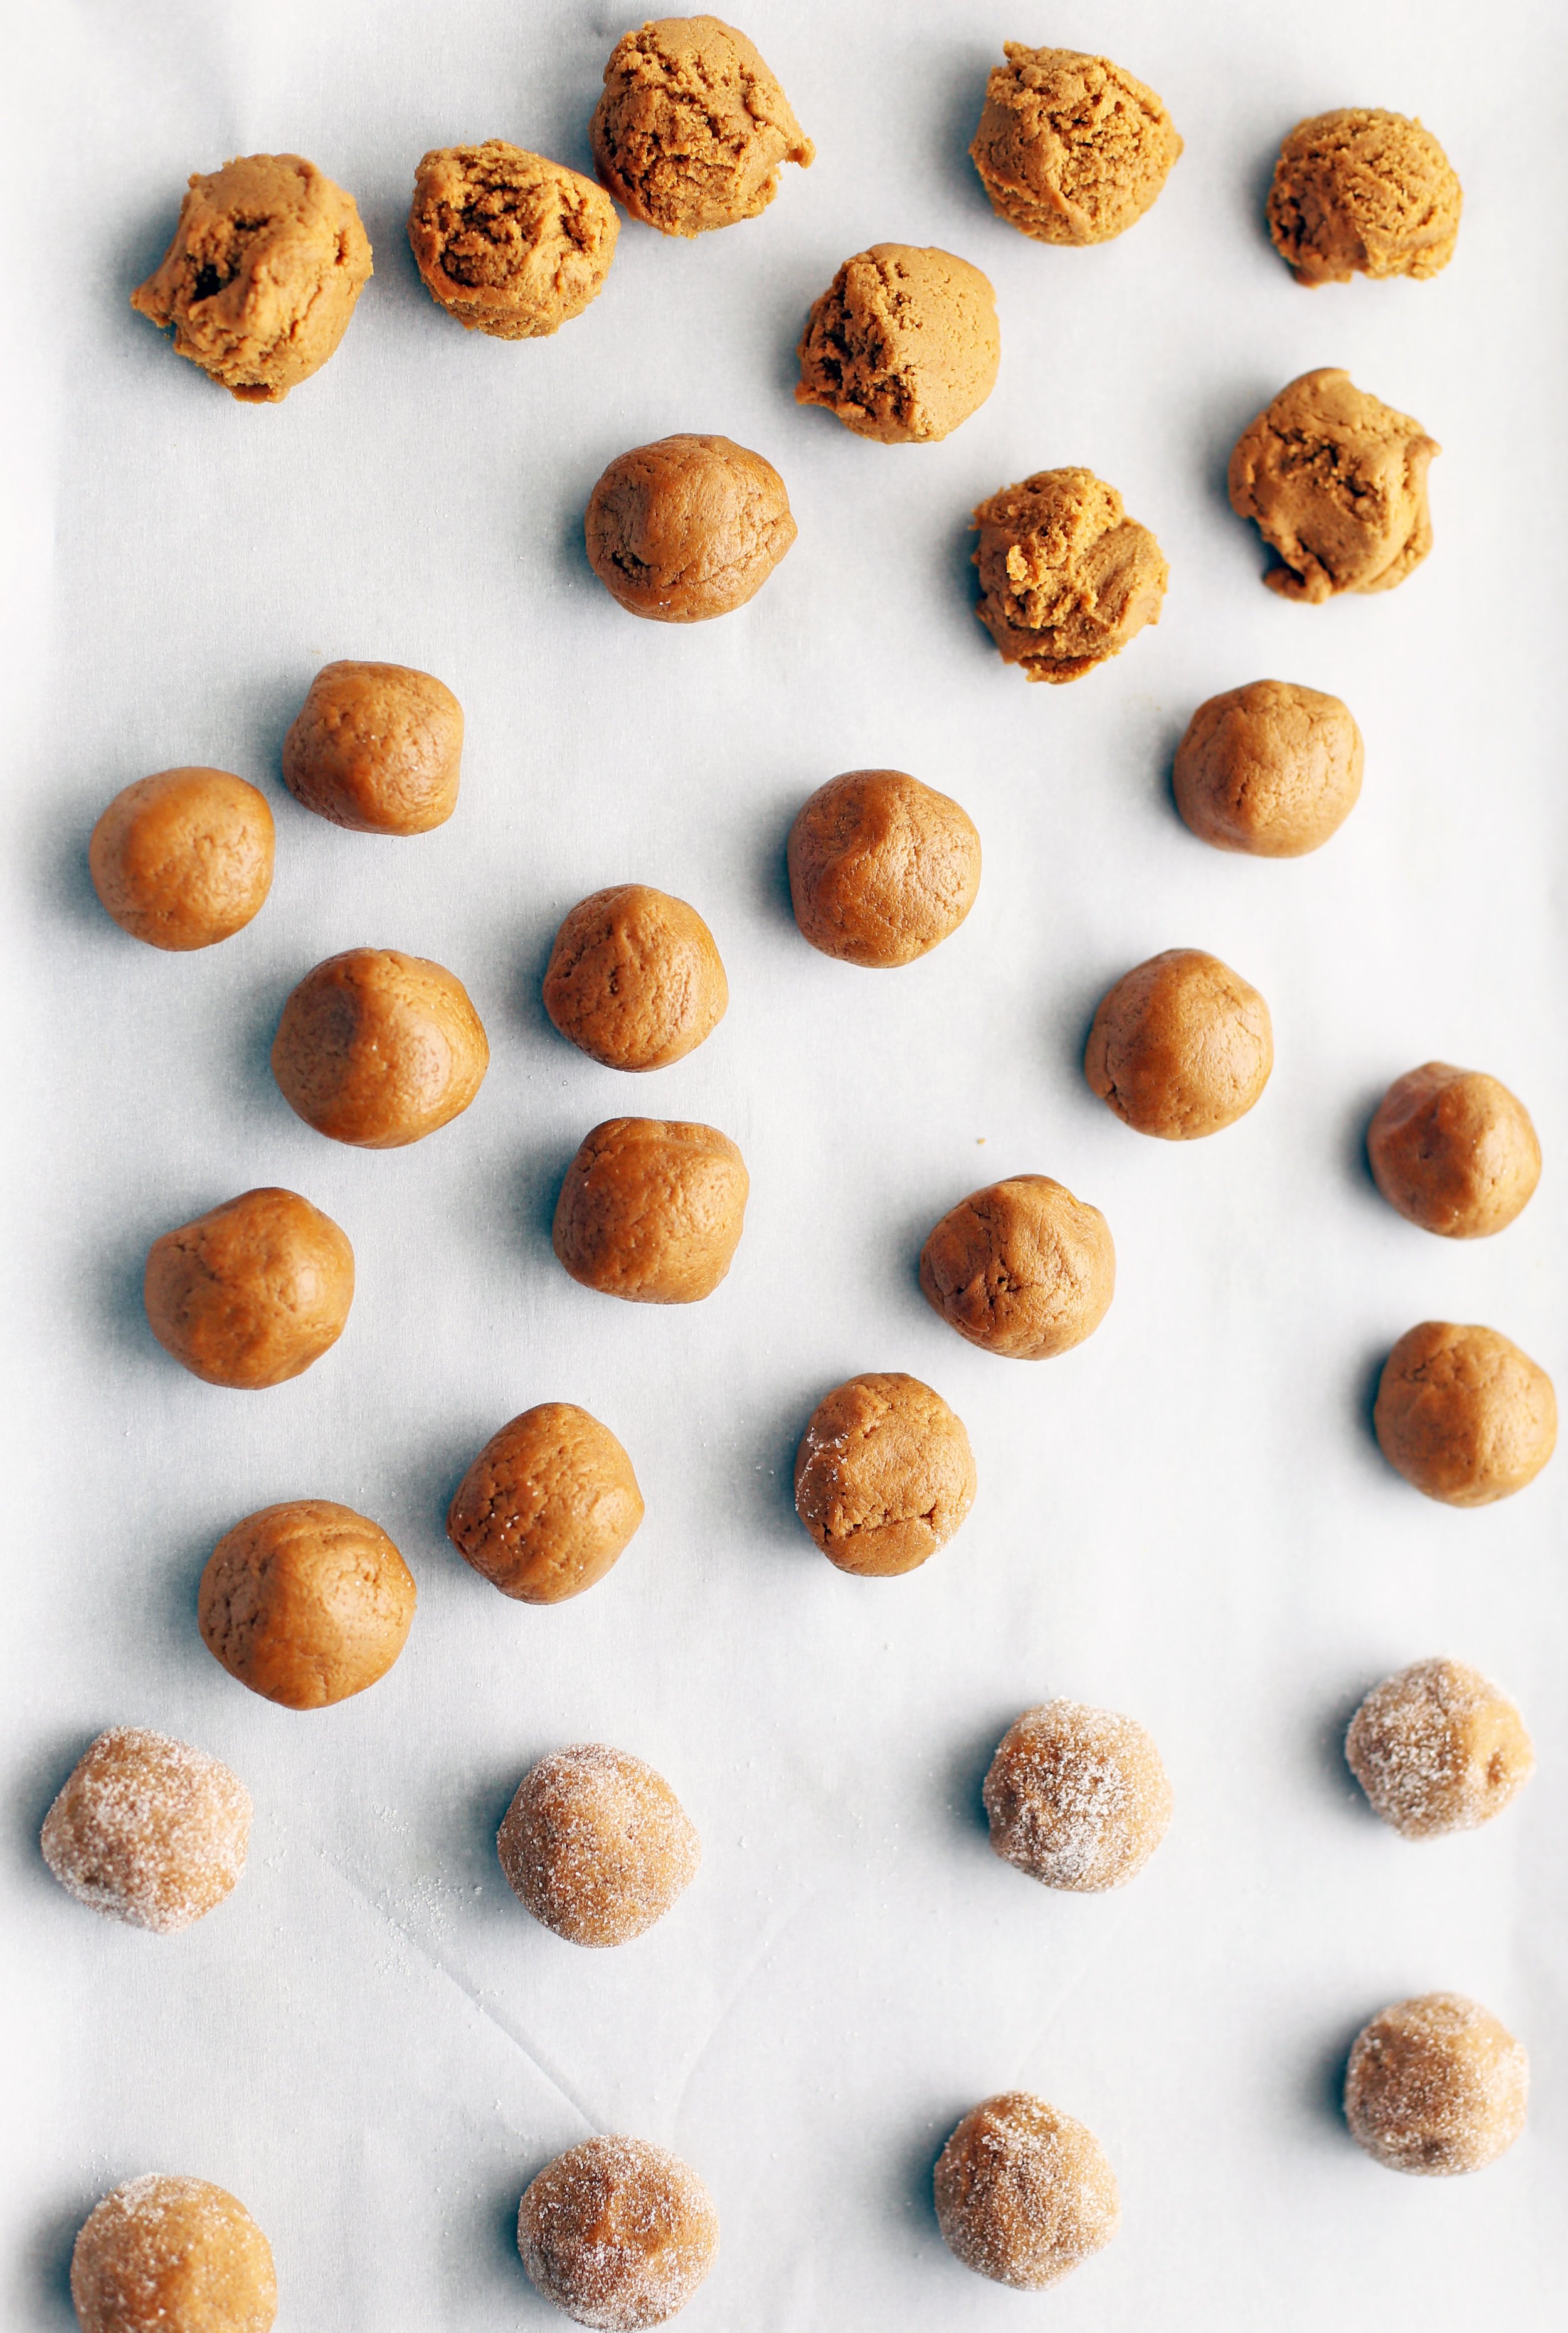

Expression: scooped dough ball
xmin=544 ymin=886 xmax=728 ymax=1070
xmin=519 ymin=2135 xmax=718 ymax=2329
xmin=984 ymin=1700 xmax=1172 ymax=1891
xmin=1269 ymin=110 xmax=1462 ymax=287
xmin=1368 ymin=1063 xmax=1540 ymax=1239
xmin=130 ymin=153 xmax=371 ymax=403
xmin=41 ymin=1728 xmax=251 ymax=1934
xmin=921 ymin=1176 xmax=1115 ymax=1360
xmin=282 ymin=660 xmax=463 ymax=836
xmin=554 ymin=1119 xmax=748 ymax=1304
xmin=585 ymin=434 xmax=796 ymax=622
xmin=935 ymin=2092 xmax=1120 ymax=2290
xmin=499 ymin=1744 xmax=699 ymax=1946
xmin=590 ymin=14 xmax=813 ymax=237
xmin=972 ymin=467 xmax=1167 ymax=683
xmin=199 ymin=1500 xmax=416 ymax=1709
xmin=795 ymin=245 xmax=999 ymax=444
xmin=1085 ymin=949 xmax=1273 ymax=1139
xmin=1374 ymin=1321 xmax=1556 ymax=1507
xmin=793 ymin=1373 xmax=977 ymax=1577
xmin=447 ymin=1403 xmax=644 ymax=1603
xmin=970 ymin=44 xmax=1182 ymax=245
xmin=271 ymin=947 xmax=489 ymax=1147
xmin=1346 ymin=1657 xmax=1534 ymax=1839
xmin=1345 ymin=1994 xmax=1527 ymax=2175
xmin=144 ymin=1187 xmax=354 ymax=1390
xmin=89 ymin=768 xmax=275 ymax=951
xmin=1229 ymin=369 xmax=1439 ymax=602
xmin=408 ymin=141 xmax=618 ymax=338
xmin=71 ymin=2176 xmax=276 ymax=2333
xmin=1173 ymin=681 xmax=1364 ymax=857
xmin=787 ymin=770 xmax=981 ymax=969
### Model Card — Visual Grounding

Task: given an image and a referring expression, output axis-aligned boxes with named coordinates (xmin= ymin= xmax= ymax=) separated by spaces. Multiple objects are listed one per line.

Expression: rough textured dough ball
xmin=935 ymin=2092 xmax=1120 ymax=2290
xmin=499 ymin=1744 xmax=699 ymax=1946
xmin=1269 ymin=110 xmax=1462 ymax=287
xmin=447 ymin=1403 xmax=644 ymax=1603
xmin=793 ymin=1372 xmax=977 ymax=1576
xmin=1345 ymin=1994 xmax=1527 ymax=2175
xmin=1229 ymin=369 xmax=1439 ymax=602
xmin=1173 ymin=680 xmax=1364 ymax=857
xmin=1367 ymin=1063 xmax=1540 ymax=1239
xmin=130 ymin=153 xmax=371 ymax=403
xmin=271 ymin=947 xmax=489 ymax=1147
xmin=984 ymin=1700 xmax=1172 ymax=1891
xmin=1374 ymin=1321 xmax=1556 ymax=1507
xmin=795 ymin=245 xmax=999 ymax=444
xmin=1085 ymin=949 xmax=1273 ymax=1139
xmin=41 ymin=1728 xmax=250 ymax=1934
xmin=1346 ymin=1657 xmax=1534 ymax=1839
xmin=89 ymin=768 xmax=275 ymax=951
xmin=920 ymin=1176 xmax=1115 ymax=1360
xmin=408 ymin=141 xmax=618 ymax=337
xmin=144 ymin=1187 xmax=354 ymax=1389
xmin=199 ymin=1500 xmax=416 ymax=1709
xmin=972 ymin=467 xmax=1167 ymax=682
xmin=544 ymin=886 xmax=728 ymax=1070
xmin=585 ymin=434 xmax=796 ymax=622
xmin=554 ymin=1119 xmax=749 ymax=1304
xmin=71 ymin=2176 xmax=276 ymax=2333
xmin=519 ymin=2135 xmax=718 ymax=2329
xmin=282 ymin=660 xmax=463 ymax=836
xmin=590 ymin=14 xmax=812 ymax=237
xmin=970 ymin=44 xmax=1182 ymax=245
xmin=787 ymin=770 xmax=981 ymax=969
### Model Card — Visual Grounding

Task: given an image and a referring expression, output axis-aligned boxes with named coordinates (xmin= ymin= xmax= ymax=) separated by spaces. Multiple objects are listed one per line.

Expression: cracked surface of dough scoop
xmin=972 ymin=467 xmax=1167 ymax=681
xmin=796 ymin=245 xmax=999 ymax=444
xmin=935 ymin=2092 xmax=1120 ymax=2290
xmin=794 ymin=1372 xmax=976 ymax=1576
xmin=586 ymin=434 xmax=795 ymax=621
xmin=72 ymin=2176 xmax=277 ymax=2333
xmin=591 ymin=14 xmax=812 ymax=236
xmin=553 ymin=1118 xmax=749 ymax=1303
xmin=1269 ymin=109 xmax=1461 ymax=285
xmin=970 ymin=44 xmax=1181 ymax=245
xmin=1228 ymin=368 xmax=1439 ymax=601
xmin=408 ymin=142 xmax=618 ymax=337
xmin=1345 ymin=1995 xmax=1527 ymax=2175
xmin=920 ymin=1174 xmax=1115 ymax=1359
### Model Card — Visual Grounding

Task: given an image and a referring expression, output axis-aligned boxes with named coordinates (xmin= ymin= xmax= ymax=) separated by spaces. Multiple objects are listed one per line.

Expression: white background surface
xmin=4 ymin=2 xmax=1566 ymax=2325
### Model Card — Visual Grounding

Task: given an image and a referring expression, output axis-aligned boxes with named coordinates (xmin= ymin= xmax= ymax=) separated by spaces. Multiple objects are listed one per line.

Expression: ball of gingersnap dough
xmin=984 ymin=1700 xmax=1172 ymax=1892
xmin=970 ymin=44 xmax=1182 ymax=245
xmin=544 ymin=886 xmax=728 ymax=1070
xmin=408 ymin=141 xmax=618 ymax=338
xmin=1269 ymin=110 xmax=1462 ymax=287
xmin=499 ymin=1744 xmax=700 ymax=1947
xmin=72 ymin=2176 xmax=276 ymax=2333
xmin=1173 ymin=680 xmax=1364 ymax=857
xmin=282 ymin=660 xmax=463 ymax=835
xmin=41 ymin=1728 xmax=251 ymax=1934
xmin=793 ymin=1373 xmax=976 ymax=1577
xmin=920 ymin=1176 xmax=1114 ymax=1360
xmin=1367 ymin=1063 xmax=1540 ymax=1239
xmin=519 ymin=2137 xmax=718 ymax=2328
xmin=1346 ymin=1657 xmax=1534 ymax=1840
xmin=447 ymin=1403 xmax=645 ymax=1603
xmin=130 ymin=153 xmax=371 ymax=403
xmin=935 ymin=2091 xmax=1120 ymax=2290
xmin=787 ymin=770 xmax=982 ymax=969
xmin=1345 ymin=1994 xmax=1527 ymax=2176
xmin=144 ymin=1188 xmax=353 ymax=1390
xmin=1085 ymin=948 xmax=1273 ymax=1139
xmin=554 ymin=1119 xmax=749 ymax=1304
xmin=199 ymin=1500 xmax=416 ymax=1709
xmin=585 ymin=434 xmax=796 ymax=622
xmin=271 ymin=947 xmax=489 ymax=1148
xmin=1229 ymin=369 xmax=1439 ymax=602
xmin=795 ymin=245 xmax=999 ymax=444
xmin=590 ymin=14 xmax=812 ymax=237
xmin=89 ymin=768 xmax=275 ymax=950
xmin=972 ymin=467 xmax=1167 ymax=683
xmin=1374 ymin=1321 xmax=1556 ymax=1507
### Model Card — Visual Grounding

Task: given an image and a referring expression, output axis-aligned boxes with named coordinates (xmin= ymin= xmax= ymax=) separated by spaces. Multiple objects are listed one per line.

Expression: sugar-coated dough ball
xmin=544 ymin=886 xmax=728 ymax=1070
xmin=554 ymin=1119 xmax=749 ymax=1304
xmin=1368 ymin=1063 xmax=1540 ymax=1239
xmin=970 ymin=45 xmax=1181 ymax=245
xmin=585 ymin=435 xmax=796 ymax=622
xmin=787 ymin=770 xmax=981 ymax=969
xmin=72 ymin=2176 xmax=276 ymax=2333
xmin=1269 ymin=110 xmax=1462 ymax=287
xmin=921 ymin=1176 xmax=1114 ymax=1360
xmin=1345 ymin=1994 xmax=1527 ymax=2175
xmin=144 ymin=1187 xmax=354 ymax=1389
xmin=199 ymin=1500 xmax=416 ymax=1708
xmin=499 ymin=1745 xmax=700 ymax=1947
xmin=41 ymin=1728 xmax=250 ymax=1935
xmin=1085 ymin=949 xmax=1273 ymax=1139
xmin=935 ymin=2092 xmax=1120 ymax=2290
xmin=90 ymin=769 xmax=274 ymax=950
xmin=1374 ymin=1321 xmax=1556 ymax=1507
xmin=408 ymin=142 xmax=618 ymax=337
xmin=130 ymin=154 xmax=371 ymax=403
xmin=972 ymin=467 xmax=1167 ymax=682
xmin=590 ymin=14 xmax=812 ymax=237
xmin=282 ymin=661 xmax=463 ymax=835
xmin=1229 ymin=369 xmax=1439 ymax=602
xmin=984 ymin=1700 xmax=1172 ymax=1891
xmin=1173 ymin=681 xmax=1364 ymax=857
xmin=1346 ymin=1657 xmax=1534 ymax=1839
xmin=518 ymin=2135 xmax=719 ymax=2329
xmin=795 ymin=245 xmax=999 ymax=444
xmin=793 ymin=1373 xmax=977 ymax=1576
xmin=271 ymin=947 xmax=489 ymax=1147
xmin=447 ymin=1403 xmax=644 ymax=1603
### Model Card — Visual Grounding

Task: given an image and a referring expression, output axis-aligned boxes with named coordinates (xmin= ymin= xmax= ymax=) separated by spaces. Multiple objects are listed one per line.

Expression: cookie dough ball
xmin=795 ymin=245 xmax=999 ymax=444
xmin=554 ymin=1119 xmax=748 ymax=1304
xmin=787 ymin=770 xmax=980 ymax=969
xmin=282 ymin=660 xmax=463 ymax=836
xmin=271 ymin=947 xmax=489 ymax=1148
xmin=41 ymin=1728 xmax=250 ymax=1934
xmin=935 ymin=2092 xmax=1120 ymax=2290
xmin=972 ymin=467 xmax=1167 ymax=683
xmin=984 ymin=1700 xmax=1172 ymax=1891
xmin=1345 ymin=1994 xmax=1527 ymax=2176
xmin=970 ymin=44 xmax=1182 ymax=246
xmin=1374 ymin=1321 xmax=1556 ymax=1507
xmin=1229 ymin=369 xmax=1439 ymax=602
xmin=89 ymin=768 xmax=274 ymax=951
xmin=130 ymin=153 xmax=371 ymax=403
xmin=519 ymin=2135 xmax=718 ymax=2328
xmin=793 ymin=1373 xmax=977 ymax=1577
xmin=447 ymin=1403 xmax=644 ymax=1603
xmin=199 ymin=1500 xmax=416 ymax=1709
xmin=144 ymin=1186 xmax=354 ymax=1390
xmin=72 ymin=2176 xmax=276 ymax=2333
xmin=585 ymin=434 xmax=796 ymax=622
xmin=499 ymin=1744 xmax=699 ymax=1946
xmin=590 ymin=14 xmax=813 ymax=237
xmin=1269 ymin=110 xmax=1463 ymax=287
xmin=1085 ymin=949 xmax=1273 ymax=1139
xmin=1368 ymin=1063 xmax=1540 ymax=1240
xmin=408 ymin=141 xmax=617 ymax=338
xmin=1346 ymin=1657 xmax=1534 ymax=1840
xmin=921 ymin=1176 xmax=1114 ymax=1360
xmin=1173 ymin=681 xmax=1364 ymax=857
xmin=544 ymin=886 xmax=728 ymax=1070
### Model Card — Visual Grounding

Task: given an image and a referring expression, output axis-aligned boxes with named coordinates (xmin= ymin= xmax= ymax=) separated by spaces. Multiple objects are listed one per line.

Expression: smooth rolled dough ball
xmin=519 ymin=2135 xmax=718 ymax=2329
xmin=447 ymin=1403 xmax=644 ymax=1603
xmin=787 ymin=770 xmax=981 ymax=968
xmin=499 ymin=1744 xmax=699 ymax=1947
xmin=1346 ymin=1657 xmax=1534 ymax=1839
xmin=1229 ymin=369 xmax=1439 ymax=602
xmin=71 ymin=2176 xmax=276 ymax=2333
xmin=144 ymin=1188 xmax=354 ymax=1389
xmin=41 ymin=1728 xmax=250 ymax=1934
xmin=793 ymin=1372 xmax=975 ymax=1577
xmin=1085 ymin=948 xmax=1273 ymax=1139
xmin=408 ymin=141 xmax=618 ymax=337
xmin=1374 ymin=1321 xmax=1556 ymax=1507
xmin=795 ymin=245 xmax=999 ymax=444
xmin=920 ymin=1176 xmax=1114 ymax=1360
xmin=972 ymin=467 xmax=1167 ymax=682
xmin=282 ymin=660 xmax=463 ymax=835
xmin=970 ymin=44 xmax=1181 ymax=245
xmin=585 ymin=434 xmax=796 ymax=622
xmin=1367 ymin=1063 xmax=1540 ymax=1239
xmin=1173 ymin=680 xmax=1364 ymax=857
xmin=1269 ymin=110 xmax=1462 ymax=287
xmin=554 ymin=1119 xmax=749 ymax=1304
xmin=130 ymin=153 xmax=371 ymax=403
xmin=89 ymin=768 xmax=275 ymax=950
xmin=199 ymin=1500 xmax=416 ymax=1709
xmin=271 ymin=947 xmax=489 ymax=1147
xmin=590 ymin=14 xmax=812 ymax=236
xmin=544 ymin=886 xmax=728 ymax=1070
xmin=984 ymin=1700 xmax=1172 ymax=1891
xmin=935 ymin=2091 xmax=1120 ymax=2290
xmin=1345 ymin=1994 xmax=1527 ymax=2175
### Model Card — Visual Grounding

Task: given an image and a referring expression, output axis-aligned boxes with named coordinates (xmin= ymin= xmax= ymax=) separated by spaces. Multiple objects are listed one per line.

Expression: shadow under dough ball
xmin=1268 ymin=109 xmax=1462 ymax=286
xmin=590 ymin=14 xmax=812 ymax=236
xmin=1085 ymin=948 xmax=1273 ymax=1138
xmin=970 ymin=43 xmax=1181 ymax=244
xmin=585 ymin=433 xmax=796 ymax=621
xmin=984 ymin=1700 xmax=1172 ymax=1891
xmin=498 ymin=1744 xmax=699 ymax=1946
xmin=793 ymin=1372 xmax=976 ymax=1576
xmin=1367 ymin=1062 xmax=1540 ymax=1238
xmin=199 ymin=1501 xmax=416 ymax=1709
xmin=282 ymin=660 xmax=463 ymax=834
xmin=795 ymin=245 xmax=999 ymax=444
xmin=1374 ymin=1321 xmax=1556 ymax=1506
xmin=72 ymin=2177 xmax=276 ymax=2333
xmin=972 ymin=467 xmax=1167 ymax=682
xmin=89 ymin=768 xmax=274 ymax=950
xmin=1345 ymin=1994 xmax=1527 ymax=2176
xmin=920 ymin=1176 xmax=1115 ymax=1359
xmin=544 ymin=885 xmax=728 ymax=1070
xmin=1229 ymin=368 xmax=1439 ymax=602
xmin=41 ymin=1728 xmax=250 ymax=1935
xmin=408 ymin=141 xmax=618 ymax=337
xmin=1346 ymin=1657 xmax=1534 ymax=1839
xmin=144 ymin=1186 xmax=354 ymax=1389
xmin=554 ymin=1119 xmax=749 ymax=1304
xmin=1173 ymin=680 xmax=1363 ymax=857
xmin=272 ymin=947 xmax=489 ymax=1147
xmin=787 ymin=769 xmax=981 ymax=967
xmin=447 ymin=1403 xmax=644 ymax=1603
xmin=935 ymin=2092 xmax=1120 ymax=2291
xmin=519 ymin=2135 xmax=719 ymax=2329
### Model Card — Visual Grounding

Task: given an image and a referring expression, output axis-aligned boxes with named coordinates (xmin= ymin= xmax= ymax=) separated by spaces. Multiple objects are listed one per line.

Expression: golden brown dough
xmin=1269 ymin=110 xmax=1462 ymax=286
xmin=498 ymin=1745 xmax=699 ymax=1946
xmin=408 ymin=142 xmax=618 ymax=337
xmin=271 ymin=948 xmax=489 ymax=1147
xmin=282 ymin=661 xmax=463 ymax=836
xmin=984 ymin=1700 xmax=1172 ymax=1891
xmin=72 ymin=2176 xmax=276 ymax=2333
xmin=1228 ymin=369 xmax=1439 ymax=602
xmin=1345 ymin=1995 xmax=1527 ymax=2175
xmin=519 ymin=2135 xmax=719 ymax=2327
xmin=554 ymin=1119 xmax=748 ymax=1304
xmin=591 ymin=14 xmax=812 ymax=236
xmin=585 ymin=434 xmax=796 ymax=621
xmin=1173 ymin=681 xmax=1363 ymax=857
xmin=89 ymin=768 xmax=274 ymax=950
xmin=795 ymin=245 xmax=999 ymax=444
xmin=544 ymin=886 xmax=728 ymax=1070
xmin=447 ymin=1403 xmax=644 ymax=1603
xmin=1374 ymin=1321 xmax=1556 ymax=1506
xmin=41 ymin=1728 xmax=250 ymax=1935
xmin=970 ymin=44 xmax=1181 ymax=245
xmin=920 ymin=1176 xmax=1114 ymax=1359
xmin=1367 ymin=1063 xmax=1540 ymax=1239
xmin=1085 ymin=949 xmax=1273 ymax=1139
xmin=199 ymin=1501 xmax=416 ymax=1709
xmin=793 ymin=1373 xmax=976 ymax=1577
xmin=787 ymin=770 xmax=981 ymax=968
xmin=935 ymin=2092 xmax=1120 ymax=2290
xmin=972 ymin=467 xmax=1167 ymax=681
xmin=1346 ymin=1658 xmax=1534 ymax=1839
xmin=143 ymin=1187 xmax=354 ymax=1389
